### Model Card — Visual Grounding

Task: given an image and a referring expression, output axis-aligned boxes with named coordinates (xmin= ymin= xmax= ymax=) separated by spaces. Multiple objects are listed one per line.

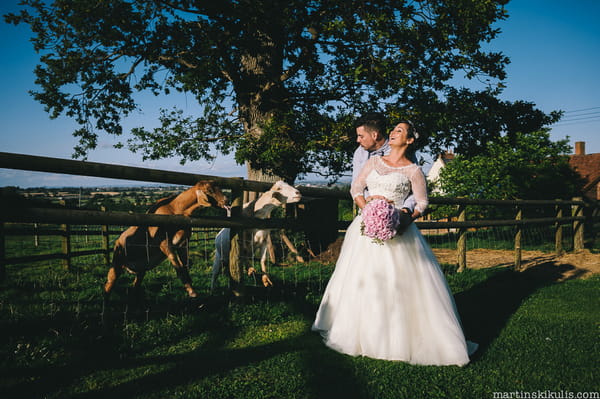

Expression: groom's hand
xmin=396 ymin=208 xmax=414 ymax=235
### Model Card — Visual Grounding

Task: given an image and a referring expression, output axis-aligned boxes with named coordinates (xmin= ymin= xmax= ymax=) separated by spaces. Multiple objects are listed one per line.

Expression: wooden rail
xmin=1 ymin=152 xmax=598 ymax=279
xmin=0 ymin=206 xmax=302 ymax=230
xmin=0 ymin=151 xmax=343 ymax=199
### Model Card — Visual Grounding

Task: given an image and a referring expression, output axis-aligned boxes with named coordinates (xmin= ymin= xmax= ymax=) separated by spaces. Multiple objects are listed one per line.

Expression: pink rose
xmin=360 ymin=199 xmax=401 ymax=244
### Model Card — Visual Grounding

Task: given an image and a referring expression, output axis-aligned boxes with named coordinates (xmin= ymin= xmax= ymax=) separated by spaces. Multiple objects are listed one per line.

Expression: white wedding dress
xmin=312 ymin=156 xmax=477 ymax=366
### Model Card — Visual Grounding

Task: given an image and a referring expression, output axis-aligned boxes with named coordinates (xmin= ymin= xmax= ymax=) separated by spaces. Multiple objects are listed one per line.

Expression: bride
xmin=312 ymin=120 xmax=478 ymax=366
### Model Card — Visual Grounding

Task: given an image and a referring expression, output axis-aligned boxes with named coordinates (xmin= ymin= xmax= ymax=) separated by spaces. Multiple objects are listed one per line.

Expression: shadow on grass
xmin=3 ymin=259 xmax=589 ymax=398
xmin=1 ymin=278 xmax=361 ymax=398
xmin=2 ymin=306 xmax=238 ymax=398
xmin=455 ymin=259 xmax=587 ymax=358
xmin=5 ymin=338 xmax=280 ymax=398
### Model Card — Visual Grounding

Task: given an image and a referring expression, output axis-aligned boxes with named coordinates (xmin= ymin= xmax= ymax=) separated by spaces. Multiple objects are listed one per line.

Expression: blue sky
xmin=1 ymin=0 xmax=599 ymax=188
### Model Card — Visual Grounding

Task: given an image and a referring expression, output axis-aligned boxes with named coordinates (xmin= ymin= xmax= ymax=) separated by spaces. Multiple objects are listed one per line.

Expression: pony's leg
xmin=176 ymin=243 xmax=198 ymax=296
xmin=259 ymin=236 xmax=274 ymax=287
xmin=131 ymin=270 xmax=147 ymax=304
xmin=132 ymin=270 xmax=146 ymax=290
xmin=267 ymin=231 xmax=276 ymax=264
xmin=279 ymin=229 xmax=305 ymax=263
xmin=104 ymin=247 xmax=125 ymax=296
xmin=104 ymin=265 xmax=122 ymax=295
xmin=160 ymin=241 xmax=197 ymax=298
xmin=178 ymin=240 xmax=189 ymax=268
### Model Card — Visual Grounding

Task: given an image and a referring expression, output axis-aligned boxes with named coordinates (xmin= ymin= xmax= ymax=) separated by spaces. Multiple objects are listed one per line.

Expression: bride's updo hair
xmin=395 ymin=119 xmax=418 ymax=142
xmin=395 ymin=119 xmax=420 ymax=162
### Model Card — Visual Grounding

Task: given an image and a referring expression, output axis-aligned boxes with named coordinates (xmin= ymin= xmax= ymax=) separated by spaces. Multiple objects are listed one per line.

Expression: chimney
xmin=575 ymin=141 xmax=586 ymax=155
xmin=442 ymin=149 xmax=455 ymax=162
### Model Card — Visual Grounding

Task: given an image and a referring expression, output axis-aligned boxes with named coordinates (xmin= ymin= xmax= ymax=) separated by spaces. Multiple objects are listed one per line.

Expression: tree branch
xmin=258 ymin=27 xmax=319 ymax=96
xmin=156 ymin=0 xmax=210 ymax=17
xmin=118 ymin=57 xmax=144 ymax=80
xmin=157 ymin=54 xmax=198 ymax=69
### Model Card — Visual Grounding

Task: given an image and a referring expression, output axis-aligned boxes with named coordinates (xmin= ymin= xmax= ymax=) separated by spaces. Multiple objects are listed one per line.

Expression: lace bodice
xmin=350 ymin=156 xmax=428 ymax=214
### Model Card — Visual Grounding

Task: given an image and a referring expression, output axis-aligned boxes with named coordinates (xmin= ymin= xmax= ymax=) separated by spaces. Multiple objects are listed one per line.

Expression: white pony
xmin=212 ymin=181 xmax=302 ymax=290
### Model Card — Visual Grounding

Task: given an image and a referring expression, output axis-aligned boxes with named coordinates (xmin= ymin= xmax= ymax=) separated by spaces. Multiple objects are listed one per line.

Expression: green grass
xmin=1 ymin=254 xmax=598 ymax=398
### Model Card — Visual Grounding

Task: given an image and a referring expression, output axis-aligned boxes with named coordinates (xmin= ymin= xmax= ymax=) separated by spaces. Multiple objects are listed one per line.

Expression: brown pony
xmin=104 ymin=180 xmax=228 ymax=298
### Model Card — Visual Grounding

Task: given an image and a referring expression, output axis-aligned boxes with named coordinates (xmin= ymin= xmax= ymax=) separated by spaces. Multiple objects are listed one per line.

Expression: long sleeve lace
xmin=408 ymin=165 xmax=429 ymax=214
xmin=350 ymin=157 xmax=376 ymax=199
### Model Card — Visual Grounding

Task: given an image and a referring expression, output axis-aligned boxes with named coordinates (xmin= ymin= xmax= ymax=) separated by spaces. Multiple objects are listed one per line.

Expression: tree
xmin=7 ymin=0 xmax=528 ymax=182
xmin=405 ymin=87 xmax=562 ymax=158
xmin=435 ymin=130 xmax=584 ymax=202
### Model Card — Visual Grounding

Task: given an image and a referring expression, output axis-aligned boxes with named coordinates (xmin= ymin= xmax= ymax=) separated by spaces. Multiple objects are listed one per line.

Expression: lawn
xmin=1 ymin=253 xmax=598 ymax=398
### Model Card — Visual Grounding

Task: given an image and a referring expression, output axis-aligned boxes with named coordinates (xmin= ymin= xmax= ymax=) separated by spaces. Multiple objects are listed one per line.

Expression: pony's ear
xmin=270 ymin=191 xmax=285 ymax=204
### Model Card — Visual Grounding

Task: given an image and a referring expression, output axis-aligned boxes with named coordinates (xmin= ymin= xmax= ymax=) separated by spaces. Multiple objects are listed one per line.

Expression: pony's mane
xmin=146 ymin=195 xmax=177 ymax=214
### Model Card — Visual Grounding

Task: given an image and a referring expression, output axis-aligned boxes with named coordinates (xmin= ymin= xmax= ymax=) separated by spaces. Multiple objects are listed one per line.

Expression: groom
xmin=352 ymin=112 xmax=416 ymax=231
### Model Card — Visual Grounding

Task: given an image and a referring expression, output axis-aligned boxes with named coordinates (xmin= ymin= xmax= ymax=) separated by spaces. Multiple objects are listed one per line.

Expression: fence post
xmin=554 ymin=202 xmax=563 ymax=256
xmin=61 ymin=223 xmax=71 ymax=271
xmin=0 ymin=222 xmax=5 ymax=281
xmin=572 ymin=197 xmax=584 ymax=251
xmin=301 ymin=197 xmax=340 ymax=256
xmin=59 ymin=200 xmax=71 ymax=271
xmin=34 ymin=223 xmax=39 ymax=247
xmin=514 ymin=206 xmax=523 ymax=271
xmin=229 ymin=178 xmax=245 ymax=296
xmin=101 ymin=206 xmax=110 ymax=267
xmin=456 ymin=204 xmax=467 ymax=272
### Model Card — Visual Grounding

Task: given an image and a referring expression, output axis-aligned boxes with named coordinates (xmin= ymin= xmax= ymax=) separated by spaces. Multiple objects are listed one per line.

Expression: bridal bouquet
xmin=360 ymin=198 xmax=401 ymax=245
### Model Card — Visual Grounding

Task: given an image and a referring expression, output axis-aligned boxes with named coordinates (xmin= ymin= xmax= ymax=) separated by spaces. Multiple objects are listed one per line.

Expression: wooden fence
xmin=1 ymin=152 xmax=599 ymax=283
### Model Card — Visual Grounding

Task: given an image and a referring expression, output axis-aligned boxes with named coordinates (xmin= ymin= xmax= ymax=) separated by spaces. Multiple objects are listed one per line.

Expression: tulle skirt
xmin=312 ymin=215 xmax=477 ymax=366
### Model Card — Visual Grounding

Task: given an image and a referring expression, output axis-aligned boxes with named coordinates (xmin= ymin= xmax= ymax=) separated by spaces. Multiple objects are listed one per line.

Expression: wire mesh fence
xmin=0 ymin=217 xmax=586 ymax=261
xmin=1 ymin=208 xmax=597 ymax=331
xmin=1 ymin=193 xmax=597 ymax=311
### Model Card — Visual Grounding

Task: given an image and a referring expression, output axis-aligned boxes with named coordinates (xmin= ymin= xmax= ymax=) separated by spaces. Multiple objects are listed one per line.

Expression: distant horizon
xmin=3 ymin=171 xmax=353 ymax=190
xmin=8 ymin=181 xmax=352 ymax=190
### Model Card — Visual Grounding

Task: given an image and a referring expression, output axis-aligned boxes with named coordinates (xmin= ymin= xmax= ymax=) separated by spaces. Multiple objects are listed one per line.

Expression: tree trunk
xmin=246 ymin=163 xmax=282 ymax=183
xmin=245 ymin=162 xmax=284 ymax=202
xmin=235 ymin=26 xmax=292 ymax=186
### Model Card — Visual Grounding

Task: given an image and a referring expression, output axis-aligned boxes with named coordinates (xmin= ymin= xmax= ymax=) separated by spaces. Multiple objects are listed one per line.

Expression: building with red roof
xmin=568 ymin=141 xmax=600 ymax=201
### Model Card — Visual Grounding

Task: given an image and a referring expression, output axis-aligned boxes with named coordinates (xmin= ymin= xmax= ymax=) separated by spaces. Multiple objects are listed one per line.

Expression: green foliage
xmin=436 ymin=130 xmax=583 ymax=202
xmin=6 ymin=0 xmax=558 ymax=182
xmin=338 ymin=199 xmax=354 ymax=222
xmin=405 ymin=88 xmax=562 ymax=157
